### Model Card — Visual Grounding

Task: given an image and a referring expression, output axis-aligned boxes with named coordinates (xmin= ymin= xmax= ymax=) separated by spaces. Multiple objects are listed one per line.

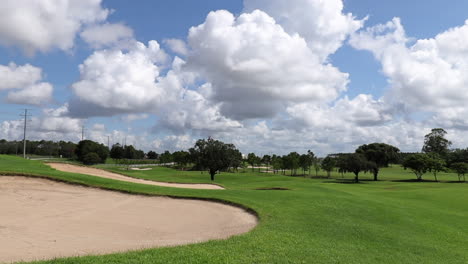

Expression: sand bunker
xmin=0 ymin=176 xmax=257 ymax=263
xmin=130 ymin=167 xmax=153 ymax=171
xmin=47 ymin=163 xmax=224 ymax=190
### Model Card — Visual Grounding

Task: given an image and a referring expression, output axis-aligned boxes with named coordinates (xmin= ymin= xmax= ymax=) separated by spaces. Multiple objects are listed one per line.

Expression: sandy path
xmin=47 ymin=163 xmax=224 ymax=190
xmin=0 ymin=176 xmax=257 ymax=263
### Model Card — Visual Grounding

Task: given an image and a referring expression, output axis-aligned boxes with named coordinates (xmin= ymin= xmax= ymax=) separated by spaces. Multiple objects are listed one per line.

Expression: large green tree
xmin=402 ymin=154 xmax=431 ymax=181
xmin=190 ymin=138 xmax=241 ymax=181
xmin=337 ymin=154 xmax=373 ymax=183
xmin=356 ymin=143 xmax=400 ymax=181
xmin=422 ymin=128 xmax=452 ymax=157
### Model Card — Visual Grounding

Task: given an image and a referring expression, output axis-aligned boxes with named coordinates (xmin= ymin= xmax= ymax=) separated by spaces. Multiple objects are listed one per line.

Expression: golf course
xmin=1 ymin=155 xmax=467 ymax=264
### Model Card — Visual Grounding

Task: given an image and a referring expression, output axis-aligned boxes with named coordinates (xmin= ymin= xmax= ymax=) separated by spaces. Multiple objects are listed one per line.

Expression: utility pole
xmin=20 ymin=109 xmax=31 ymax=159
xmin=81 ymin=125 xmax=86 ymax=141
xmin=107 ymin=135 xmax=110 ymax=150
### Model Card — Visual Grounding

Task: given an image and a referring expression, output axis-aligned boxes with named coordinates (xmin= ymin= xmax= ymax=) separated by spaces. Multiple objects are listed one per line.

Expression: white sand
xmin=0 ymin=176 xmax=257 ymax=263
xmin=47 ymin=163 xmax=224 ymax=190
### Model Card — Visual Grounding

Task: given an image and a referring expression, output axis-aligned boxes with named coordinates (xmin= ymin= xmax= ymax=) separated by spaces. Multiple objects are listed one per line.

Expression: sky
xmin=1 ymin=0 xmax=468 ymax=156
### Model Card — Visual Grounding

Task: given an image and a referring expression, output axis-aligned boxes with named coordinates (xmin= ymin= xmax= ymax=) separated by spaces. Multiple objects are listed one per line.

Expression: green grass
xmin=1 ymin=155 xmax=467 ymax=264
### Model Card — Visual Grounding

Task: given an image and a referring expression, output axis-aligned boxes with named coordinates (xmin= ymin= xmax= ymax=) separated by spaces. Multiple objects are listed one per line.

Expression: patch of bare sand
xmin=130 ymin=168 xmax=152 ymax=171
xmin=0 ymin=176 xmax=257 ymax=263
xmin=47 ymin=163 xmax=224 ymax=190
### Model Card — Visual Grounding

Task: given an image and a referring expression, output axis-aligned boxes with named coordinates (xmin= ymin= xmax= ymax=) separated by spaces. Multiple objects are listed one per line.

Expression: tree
xmin=226 ymin=146 xmax=243 ymax=172
xmin=110 ymin=144 xmax=124 ymax=160
xmin=451 ymin=162 xmax=468 ymax=182
xmin=262 ymin=155 xmax=272 ymax=171
xmin=356 ymin=143 xmax=400 ymax=181
xmin=299 ymin=154 xmax=312 ymax=176
xmin=75 ymin=140 xmax=109 ymax=164
xmin=427 ymin=154 xmax=446 ymax=182
xmin=173 ymin=150 xmax=190 ymax=170
xmin=284 ymin=152 xmax=300 ymax=176
xmin=337 ymin=153 xmax=372 ymax=183
xmin=190 ymin=138 xmax=241 ymax=181
xmin=321 ymin=156 xmax=336 ymax=178
xmin=159 ymin=151 xmax=173 ymax=164
xmin=422 ymin=128 xmax=452 ymax=157
xmin=271 ymin=155 xmax=283 ymax=174
xmin=402 ymin=154 xmax=431 ymax=181
xmin=313 ymin=158 xmax=321 ymax=177
xmin=247 ymin=153 xmax=258 ymax=172
xmin=147 ymin=151 xmax=158 ymax=160
xmin=123 ymin=145 xmax=138 ymax=159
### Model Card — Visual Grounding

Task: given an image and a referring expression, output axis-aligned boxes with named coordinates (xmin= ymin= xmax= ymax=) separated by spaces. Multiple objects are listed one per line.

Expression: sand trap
xmin=0 ymin=176 xmax=257 ymax=263
xmin=130 ymin=168 xmax=153 ymax=171
xmin=47 ymin=163 xmax=224 ymax=190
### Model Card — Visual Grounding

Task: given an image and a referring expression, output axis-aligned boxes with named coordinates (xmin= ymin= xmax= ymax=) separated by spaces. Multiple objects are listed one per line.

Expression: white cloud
xmin=243 ymin=0 xmax=364 ymax=61
xmin=0 ymin=0 xmax=109 ymax=55
xmin=163 ymin=38 xmax=189 ymax=56
xmin=0 ymin=63 xmax=53 ymax=105
xmin=6 ymin=82 xmax=53 ymax=106
xmin=81 ymin=23 xmax=134 ymax=48
xmin=0 ymin=63 xmax=42 ymax=90
xmin=70 ymin=40 xmax=170 ymax=116
xmin=186 ymin=10 xmax=349 ymax=120
xmin=350 ymin=18 xmax=468 ymax=129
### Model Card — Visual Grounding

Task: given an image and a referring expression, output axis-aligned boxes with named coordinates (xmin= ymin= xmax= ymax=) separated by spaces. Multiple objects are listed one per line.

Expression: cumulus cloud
xmin=0 ymin=0 xmax=109 ymax=55
xmin=186 ymin=10 xmax=349 ymax=120
xmin=350 ymin=18 xmax=468 ymax=129
xmin=0 ymin=63 xmax=53 ymax=105
xmin=70 ymin=41 xmax=170 ymax=116
xmin=81 ymin=23 xmax=134 ymax=48
xmin=6 ymin=83 xmax=53 ymax=106
xmin=163 ymin=39 xmax=189 ymax=56
xmin=243 ymin=0 xmax=364 ymax=61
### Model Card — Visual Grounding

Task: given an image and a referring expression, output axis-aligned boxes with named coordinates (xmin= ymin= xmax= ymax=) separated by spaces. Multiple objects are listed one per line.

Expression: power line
xmin=20 ymin=109 xmax=32 ymax=159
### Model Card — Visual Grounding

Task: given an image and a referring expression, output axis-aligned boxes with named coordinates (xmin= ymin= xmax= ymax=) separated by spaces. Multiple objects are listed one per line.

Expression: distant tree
xmin=123 ymin=145 xmax=138 ymax=159
xmin=173 ymin=150 xmax=190 ymax=170
xmin=451 ymin=162 xmax=468 ymax=182
xmin=402 ymin=154 xmax=431 ymax=181
xmin=356 ymin=143 xmax=400 ymax=181
xmin=447 ymin=148 xmax=468 ymax=167
xmin=262 ymin=155 xmax=272 ymax=170
xmin=226 ymin=146 xmax=243 ymax=172
xmin=299 ymin=154 xmax=312 ymax=176
xmin=313 ymin=158 xmax=321 ymax=177
xmin=247 ymin=153 xmax=258 ymax=172
xmin=422 ymin=128 xmax=452 ymax=157
xmin=159 ymin=151 xmax=173 ymax=164
xmin=271 ymin=155 xmax=283 ymax=174
xmin=321 ymin=156 xmax=336 ymax=178
xmin=285 ymin=152 xmax=300 ymax=176
xmin=110 ymin=144 xmax=124 ymax=160
xmin=75 ymin=140 xmax=108 ymax=164
xmin=147 ymin=151 xmax=158 ymax=160
xmin=427 ymin=154 xmax=446 ymax=182
xmin=190 ymin=138 xmax=241 ymax=181
xmin=338 ymin=153 xmax=373 ymax=183
xmin=307 ymin=150 xmax=316 ymax=176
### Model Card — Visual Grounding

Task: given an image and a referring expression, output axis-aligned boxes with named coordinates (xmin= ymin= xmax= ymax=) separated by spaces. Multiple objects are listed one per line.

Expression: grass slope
xmin=1 ymin=155 xmax=467 ymax=264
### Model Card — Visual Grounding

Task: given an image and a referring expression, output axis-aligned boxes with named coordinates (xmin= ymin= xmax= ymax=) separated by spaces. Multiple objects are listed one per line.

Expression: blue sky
xmin=1 ymin=0 xmax=468 ymax=155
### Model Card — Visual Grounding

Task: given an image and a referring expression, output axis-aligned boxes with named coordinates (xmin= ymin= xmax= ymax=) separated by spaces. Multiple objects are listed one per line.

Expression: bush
xmin=82 ymin=152 xmax=101 ymax=165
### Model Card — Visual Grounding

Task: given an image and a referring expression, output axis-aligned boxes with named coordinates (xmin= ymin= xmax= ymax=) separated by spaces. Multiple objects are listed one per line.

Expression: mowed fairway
xmin=1 ymin=155 xmax=467 ymax=264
